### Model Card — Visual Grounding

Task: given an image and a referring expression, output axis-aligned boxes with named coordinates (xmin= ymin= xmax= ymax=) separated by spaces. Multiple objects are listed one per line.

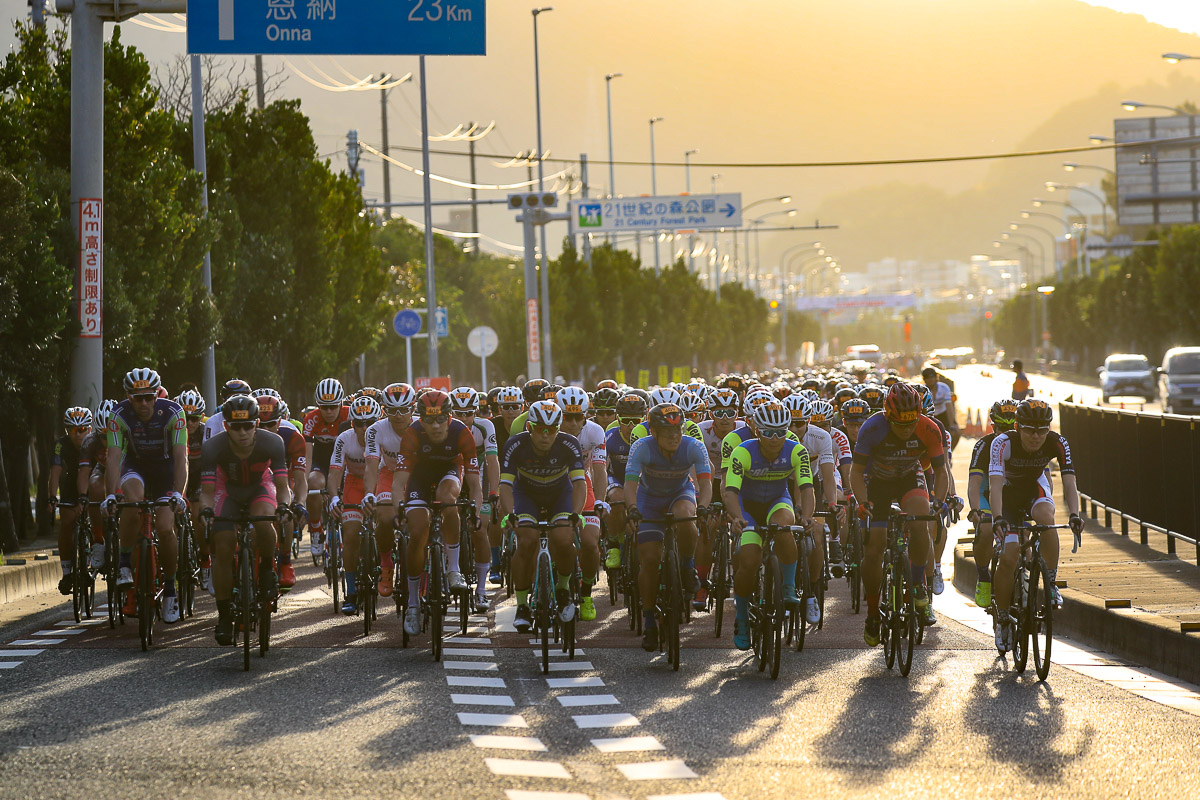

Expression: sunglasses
xmin=131 ymin=394 xmax=155 ymax=404
xmin=759 ymin=428 xmax=788 ymax=439
xmin=563 ymin=413 xmax=586 ymax=423
xmin=452 ymin=410 xmax=477 ymax=417
xmin=261 ymin=419 xmax=280 ymax=428
xmin=422 ymin=414 xmax=450 ymax=424
xmin=1021 ymin=425 xmax=1051 ymax=434
xmin=530 ymin=424 xmax=560 ymax=436
xmin=499 ymin=403 xmax=523 ymax=412
xmin=710 ymin=409 xmax=737 ymax=419
xmin=352 ymin=419 xmax=373 ymax=428
xmin=594 ymin=408 xmax=617 ymax=415
xmin=228 ymin=421 xmax=256 ymax=432
xmin=618 ymin=416 xmax=641 ymax=426
xmin=790 ymin=420 xmax=808 ymax=428
xmin=70 ymin=425 xmax=91 ymax=435
xmin=387 ymin=407 xmax=413 ymax=417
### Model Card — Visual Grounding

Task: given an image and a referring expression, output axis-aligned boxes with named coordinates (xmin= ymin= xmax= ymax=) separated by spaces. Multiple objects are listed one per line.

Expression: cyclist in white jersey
xmin=328 ymin=396 xmax=379 ymax=615
xmin=557 ymin=387 xmax=608 ymax=622
xmin=450 ymin=387 xmax=499 ymax=612
xmin=363 ymin=383 xmax=417 ymax=599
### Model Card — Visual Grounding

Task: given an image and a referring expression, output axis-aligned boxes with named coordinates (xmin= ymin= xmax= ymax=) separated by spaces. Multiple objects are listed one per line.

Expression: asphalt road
xmin=944 ymin=364 xmax=1162 ymax=414
xmin=2 ymin=532 xmax=1198 ymax=800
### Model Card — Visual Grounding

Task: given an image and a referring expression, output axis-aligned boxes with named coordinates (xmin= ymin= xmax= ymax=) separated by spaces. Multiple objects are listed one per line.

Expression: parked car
xmin=1160 ymin=347 xmax=1200 ymax=414
xmin=1098 ymin=353 xmax=1156 ymax=403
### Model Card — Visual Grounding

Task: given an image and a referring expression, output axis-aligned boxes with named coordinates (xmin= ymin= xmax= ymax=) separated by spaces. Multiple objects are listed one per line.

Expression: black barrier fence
xmin=1058 ymin=402 xmax=1200 ymax=563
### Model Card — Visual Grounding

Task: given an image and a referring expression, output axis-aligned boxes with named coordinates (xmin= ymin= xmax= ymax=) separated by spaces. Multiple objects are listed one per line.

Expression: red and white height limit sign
xmin=78 ymin=198 xmax=103 ymax=338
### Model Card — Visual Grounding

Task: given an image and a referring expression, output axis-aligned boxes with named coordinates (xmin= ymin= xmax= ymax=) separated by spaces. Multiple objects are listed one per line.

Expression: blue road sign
xmin=570 ymin=193 xmax=743 ymax=233
xmin=187 ymin=0 xmax=487 ymax=56
xmin=435 ymin=306 xmax=449 ymax=338
xmin=394 ymin=309 xmax=422 ymax=338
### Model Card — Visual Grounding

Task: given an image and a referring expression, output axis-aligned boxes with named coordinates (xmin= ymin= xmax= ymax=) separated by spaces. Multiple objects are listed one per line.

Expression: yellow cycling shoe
xmin=580 ymin=596 xmax=596 ymax=621
xmin=604 ymin=548 xmax=621 ymax=570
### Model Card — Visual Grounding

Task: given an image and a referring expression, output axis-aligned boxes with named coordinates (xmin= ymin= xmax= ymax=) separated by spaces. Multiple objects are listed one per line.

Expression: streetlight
xmin=994 ymin=240 xmax=1040 ymax=353
xmin=1045 ymin=181 xmax=1109 ymax=237
xmin=751 ymin=209 xmax=797 ymax=291
xmin=1121 ymin=99 xmax=1183 ymax=114
xmin=736 ymin=195 xmax=791 ymax=282
xmin=1023 ymin=209 xmax=1081 ymax=277
xmin=1088 ymin=134 xmax=1113 ymax=145
xmin=710 ymin=173 xmax=722 ymax=300
xmin=1000 ymin=230 xmax=1045 ymax=278
xmin=1010 ymin=221 xmax=1061 ymax=278
xmin=1163 ymin=53 xmax=1199 ymax=63
xmin=684 ymin=148 xmax=698 ymax=271
xmin=604 ymin=71 xmax=622 ymax=247
xmin=649 ymin=116 xmax=664 ymax=275
xmin=1062 ymin=161 xmax=1115 ymax=176
xmin=1037 ymin=285 xmax=1056 ymax=360
xmin=532 ymin=5 xmax=554 ymax=378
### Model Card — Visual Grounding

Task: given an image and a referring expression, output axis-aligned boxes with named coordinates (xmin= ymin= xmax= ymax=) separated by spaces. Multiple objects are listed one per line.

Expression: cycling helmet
xmin=989 ymin=399 xmax=1019 ymax=430
xmin=883 ymin=383 xmax=921 ymax=423
xmin=707 ymin=388 xmax=739 ymax=412
xmin=596 ymin=379 xmax=619 ymax=391
xmin=222 ymin=394 xmax=259 ymax=423
xmin=823 ymin=379 xmax=841 ymax=396
xmin=63 ymin=406 xmax=93 ymax=428
xmin=677 ymin=391 xmax=705 ymax=416
xmin=382 ymin=382 xmax=417 ymax=411
xmin=840 ymin=398 xmax=872 ymax=422
xmin=496 ymin=386 xmax=523 ymax=406
xmin=752 ymin=401 xmax=791 ymax=431
xmin=859 ymin=385 xmax=885 ymax=409
xmin=882 ymin=374 xmax=900 ymax=388
xmin=800 ymin=378 xmax=821 ymax=392
xmin=615 ymin=394 xmax=648 ymax=419
xmin=833 ymin=387 xmax=857 ymax=408
xmin=540 ymin=384 xmax=562 ymax=402
xmin=648 ymin=403 xmax=684 ymax=429
xmin=486 ymin=386 xmax=504 ymax=415
xmin=555 ymin=386 xmax=590 ymax=414
xmin=314 ymin=378 xmax=344 ymax=406
xmin=97 ymin=399 xmax=119 ymax=418
xmin=807 ymin=399 xmax=835 ymax=425
xmin=450 ymin=386 xmax=481 ymax=413
xmin=624 ymin=388 xmax=652 ymax=407
xmin=772 ymin=384 xmax=793 ymax=400
xmin=250 ymin=387 xmax=281 ymax=400
xmin=781 ymin=393 xmax=806 ymax=419
xmin=743 ymin=389 xmax=774 ymax=416
xmin=685 ymin=380 xmax=705 ymax=395
xmin=797 ymin=389 xmax=820 ymax=403
xmin=718 ymin=375 xmax=747 ymax=396
xmin=219 ymin=378 xmax=251 ymax=401
xmin=348 ymin=396 xmax=381 ymax=423
xmin=648 ymin=387 xmax=681 ymax=407
xmin=916 ymin=383 xmax=935 ymax=416
xmin=592 ymin=387 xmax=620 ymax=410
xmin=1015 ymin=398 xmax=1053 ymax=427
xmin=522 ymin=378 xmax=550 ymax=405
xmin=357 ymin=386 xmax=384 ymax=405
xmin=417 ymin=389 xmax=450 ymax=418
xmin=123 ymin=367 xmax=162 ymax=394
xmin=176 ymin=390 xmax=206 ymax=416
xmin=257 ymin=395 xmax=285 ymax=423
xmin=94 ymin=407 xmax=112 ymax=434
xmin=527 ymin=399 xmax=564 ymax=428
xmin=279 ymin=400 xmax=292 ymax=420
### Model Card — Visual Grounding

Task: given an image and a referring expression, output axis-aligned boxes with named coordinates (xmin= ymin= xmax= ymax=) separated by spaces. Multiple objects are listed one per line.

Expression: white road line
xmin=494 ymin=601 xmax=517 ymax=633
xmin=617 ymin=760 xmax=698 ymax=780
xmin=457 ymin=712 xmax=528 ymax=728
xmin=557 ymin=694 xmax=619 ymax=707
xmin=648 ymin=794 xmax=728 ymax=800
xmin=446 ymin=636 xmax=492 ymax=644
xmin=443 ymin=661 xmax=499 ymax=671
xmin=9 ymin=639 xmax=66 ymax=646
xmin=546 ymin=676 xmax=605 ymax=688
xmin=591 ymin=736 xmax=666 ymax=753
xmin=469 ymin=734 xmax=547 ymax=751
xmin=451 ymin=694 xmax=516 ymax=707
xmin=534 ymin=648 xmax=585 ymax=657
xmin=447 ymin=676 xmax=507 ymax=689
xmin=572 ymin=713 xmax=639 ymax=729
xmin=485 ymin=758 xmax=571 ymax=779
xmin=32 ymin=629 xmax=84 ymax=636
xmin=0 ymin=662 xmax=23 ymax=669
xmin=443 ymin=648 xmax=495 ymax=657
xmin=55 ymin=619 xmax=106 ymax=626
xmin=505 ymin=791 xmax=591 ymax=800
xmin=0 ymin=650 xmax=45 ymax=657
xmin=546 ymin=661 xmax=594 ymax=672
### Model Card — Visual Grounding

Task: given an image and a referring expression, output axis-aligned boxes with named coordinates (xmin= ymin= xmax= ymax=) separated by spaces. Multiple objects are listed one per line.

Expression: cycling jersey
xmin=490 ymin=415 xmax=515 ymax=453
xmin=276 ymin=424 xmax=307 ymax=473
xmin=200 ymin=430 xmax=287 ymax=525
xmin=605 ymin=425 xmax=634 ymax=486
xmin=697 ymin=420 xmax=733 ymax=479
xmin=397 ymin=418 xmax=480 ymax=476
xmin=852 ymin=413 xmax=945 ymax=480
xmin=52 ymin=435 xmax=81 ymax=502
xmin=988 ymin=430 xmax=1074 ymax=486
xmin=302 ymin=405 xmax=349 ymax=473
xmin=628 ymin=418 xmax=703 ymax=445
xmin=186 ymin=425 xmax=205 ymax=498
xmin=330 ymin=428 xmax=368 ymax=480
xmin=365 ymin=419 xmax=409 ymax=472
xmin=201 ymin=411 xmax=224 ymax=443
xmin=719 ymin=425 xmax=799 ymax=474
xmin=499 ymin=432 xmax=586 ymax=492
xmin=78 ymin=431 xmax=107 ymax=477
xmin=109 ymin=398 xmax=187 ymax=464
xmin=725 ymin=439 xmax=812 ymax=504
xmin=969 ymin=432 xmax=1000 ymax=482
xmin=829 ymin=427 xmax=852 ymax=469
xmin=625 ymin=435 xmax=711 ymax=497
xmin=575 ymin=420 xmax=607 ymax=468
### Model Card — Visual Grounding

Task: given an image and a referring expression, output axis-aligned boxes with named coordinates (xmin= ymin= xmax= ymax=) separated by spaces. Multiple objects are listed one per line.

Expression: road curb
xmin=0 ymin=555 xmax=61 ymax=604
xmin=953 ymin=544 xmax=1200 ymax=685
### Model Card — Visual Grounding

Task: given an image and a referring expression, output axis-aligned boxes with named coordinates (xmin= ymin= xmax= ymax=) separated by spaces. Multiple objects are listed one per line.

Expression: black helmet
xmin=839 ymin=398 xmax=872 ymax=422
xmin=220 ymin=379 xmax=252 ymax=402
xmin=624 ymin=388 xmax=651 ymax=406
xmin=540 ymin=383 xmax=562 ymax=402
xmin=718 ymin=375 xmax=747 ymax=396
xmin=1015 ymin=398 xmax=1053 ymax=427
xmin=615 ymin=394 xmax=648 ymax=419
xmin=859 ymin=385 xmax=885 ymax=409
xmin=485 ymin=386 xmax=504 ymax=416
xmin=522 ymin=378 xmax=550 ymax=405
xmin=989 ymin=399 xmax=1019 ymax=430
xmin=648 ymin=403 xmax=684 ymax=429
xmin=593 ymin=387 xmax=620 ymax=410
xmin=833 ymin=387 xmax=857 ymax=407
xmin=222 ymin=394 xmax=259 ymax=424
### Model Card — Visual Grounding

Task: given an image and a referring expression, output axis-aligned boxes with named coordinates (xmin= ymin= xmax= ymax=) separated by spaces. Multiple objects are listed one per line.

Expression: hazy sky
xmin=1081 ymin=2 xmax=1200 ymax=35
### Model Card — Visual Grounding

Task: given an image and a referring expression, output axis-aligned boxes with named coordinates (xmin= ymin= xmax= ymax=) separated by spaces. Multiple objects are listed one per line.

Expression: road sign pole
xmin=521 ymin=213 xmax=541 ymax=380
xmin=68 ymin=1 xmax=104 ymax=409
xmin=405 ymin=336 xmax=413 ymax=386
xmin=481 ymin=352 xmax=488 ymax=393
xmin=419 ymin=56 xmax=439 ymax=376
xmin=190 ymin=54 xmax=217 ymax=411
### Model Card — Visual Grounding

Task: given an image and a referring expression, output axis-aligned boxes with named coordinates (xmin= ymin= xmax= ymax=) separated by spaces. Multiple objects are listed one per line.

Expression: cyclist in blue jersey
xmin=104 ymin=367 xmax=189 ymax=624
xmin=724 ymin=402 xmax=817 ymax=650
xmin=499 ymin=400 xmax=588 ymax=633
xmin=623 ymin=403 xmax=712 ymax=652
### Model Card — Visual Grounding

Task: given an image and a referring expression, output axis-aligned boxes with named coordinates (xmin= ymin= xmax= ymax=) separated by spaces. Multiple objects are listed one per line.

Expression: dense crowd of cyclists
xmin=46 ymin=362 xmax=1084 ymax=674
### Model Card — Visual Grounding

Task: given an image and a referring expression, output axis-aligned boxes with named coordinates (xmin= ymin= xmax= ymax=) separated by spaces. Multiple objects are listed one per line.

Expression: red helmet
xmin=883 ymin=383 xmax=921 ymax=423
xmin=596 ymin=379 xmax=619 ymax=391
xmin=417 ymin=389 xmax=450 ymax=419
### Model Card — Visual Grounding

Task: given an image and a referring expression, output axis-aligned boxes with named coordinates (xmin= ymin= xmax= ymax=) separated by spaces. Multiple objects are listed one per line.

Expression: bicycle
xmin=840 ymin=500 xmax=863 ymax=615
xmin=290 ymin=504 xmax=307 ymax=561
xmin=392 ymin=514 xmax=412 ymax=646
xmin=452 ymin=501 xmax=481 ymax=633
xmin=323 ymin=492 xmax=344 ymax=615
xmin=751 ymin=523 xmax=793 ymax=679
xmin=988 ymin=521 xmax=1071 ymax=682
xmin=877 ymin=505 xmax=939 ymax=677
xmin=598 ymin=508 xmax=621 ymax=607
xmin=343 ymin=503 xmax=379 ymax=636
xmin=111 ymin=499 xmax=173 ymax=652
xmin=308 ymin=488 xmax=326 ymax=568
xmin=633 ymin=512 xmax=697 ymax=672
xmin=176 ymin=505 xmax=199 ymax=619
xmin=702 ymin=502 xmax=733 ymax=638
xmin=621 ymin=518 xmax=642 ymax=635
xmin=524 ymin=515 xmax=583 ymax=674
xmin=55 ymin=500 xmax=95 ymax=623
xmin=418 ymin=497 xmax=476 ymax=661
xmin=812 ymin=508 xmax=842 ymax=631
xmin=788 ymin=518 xmax=822 ymax=653
xmin=101 ymin=511 xmax=123 ymax=630
xmin=207 ymin=509 xmax=285 ymax=671
xmin=499 ymin=511 xmax=518 ymax=600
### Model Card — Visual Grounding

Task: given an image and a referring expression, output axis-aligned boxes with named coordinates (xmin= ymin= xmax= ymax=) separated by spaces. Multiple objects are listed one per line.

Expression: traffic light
xmin=508 ymin=192 xmax=558 ymax=210
xmin=769 ymin=300 xmax=779 ymax=310
xmin=984 ymin=311 xmax=993 ymax=319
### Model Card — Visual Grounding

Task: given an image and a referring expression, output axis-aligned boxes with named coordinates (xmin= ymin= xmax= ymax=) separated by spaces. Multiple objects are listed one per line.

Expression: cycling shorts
xmin=997 ymin=473 xmax=1054 ymax=528
xmin=738 ymin=493 xmax=794 ymax=548
xmin=405 ymin=466 xmax=461 ymax=509
xmin=120 ymin=460 xmax=175 ymax=502
xmin=374 ymin=469 xmax=394 ymax=505
xmin=341 ymin=474 xmax=366 ymax=524
xmin=212 ymin=469 xmax=277 ymax=533
xmin=513 ymin=484 xmax=574 ymax=526
xmin=635 ymin=485 xmax=697 ymax=545
xmin=865 ymin=471 xmax=928 ymax=528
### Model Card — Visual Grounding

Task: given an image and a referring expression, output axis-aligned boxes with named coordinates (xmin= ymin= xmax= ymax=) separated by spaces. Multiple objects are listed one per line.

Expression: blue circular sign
xmin=393 ymin=309 xmax=422 ymax=337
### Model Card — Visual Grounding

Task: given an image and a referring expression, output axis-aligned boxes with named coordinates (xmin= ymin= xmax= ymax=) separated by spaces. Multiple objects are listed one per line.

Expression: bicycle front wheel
xmin=1012 ymin=565 xmax=1030 ymax=674
xmin=894 ymin=558 xmax=915 ymax=677
xmin=73 ymin=522 xmax=89 ymax=623
xmin=1030 ymin=556 xmax=1054 ymax=681
xmin=536 ymin=552 xmax=554 ymax=673
xmin=137 ymin=540 xmax=154 ymax=652
xmin=429 ymin=547 xmax=445 ymax=662
xmin=664 ymin=548 xmax=682 ymax=671
xmin=240 ymin=548 xmax=254 ymax=671
xmin=713 ymin=533 xmax=729 ymax=638
xmin=765 ymin=553 xmax=783 ymax=680
xmin=795 ymin=537 xmax=811 ymax=653
xmin=849 ymin=524 xmax=863 ymax=615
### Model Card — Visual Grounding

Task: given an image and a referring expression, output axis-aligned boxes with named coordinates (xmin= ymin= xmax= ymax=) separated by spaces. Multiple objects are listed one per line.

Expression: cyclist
xmin=556 ymin=386 xmax=607 ymax=622
xmin=303 ymin=378 xmax=349 ymax=559
xmin=176 ymin=390 xmax=213 ymax=592
xmin=51 ymin=407 xmax=92 ymax=594
xmin=916 ymin=383 xmax=957 ymax=597
xmin=783 ymin=396 xmax=838 ymax=612
xmin=849 ymin=382 xmax=948 ymax=644
xmin=498 ymin=400 xmax=587 ymax=633
xmin=967 ymin=398 xmax=1018 ymax=608
xmin=623 ymin=403 xmax=712 ymax=652
xmin=393 ymin=390 xmax=483 ymax=636
xmin=77 ymin=402 xmax=116 ymax=574
xmin=450 ymin=386 xmax=500 ymax=613
xmin=105 ymin=368 xmax=189 ymax=624
xmin=592 ymin=387 xmax=620 ymax=431
xmin=508 ymin=379 xmax=551 ymax=436
xmin=199 ymin=394 xmax=292 ymax=645
xmin=694 ymin=387 xmax=740 ymax=611
xmin=201 ymin=379 xmax=252 ymax=442
xmin=257 ymin=394 xmax=307 ymax=590
xmin=858 ymin=385 xmax=885 ymax=411
xmin=602 ymin=392 xmax=647 ymax=573
xmin=487 ymin=386 xmax=525 ymax=583
xmin=328 ymin=396 xmax=383 ymax=615
xmin=988 ymin=399 xmax=1083 ymax=649
xmin=725 ymin=402 xmax=816 ymax=650
xmin=363 ymin=382 xmax=416 ymax=600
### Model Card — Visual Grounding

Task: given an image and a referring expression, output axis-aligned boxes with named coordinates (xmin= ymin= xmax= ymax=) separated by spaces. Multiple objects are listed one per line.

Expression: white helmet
xmin=348 ymin=396 xmax=381 ymax=422
xmin=450 ymin=386 xmax=481 ymax=412
xmin=781 ymin=394 xmax=806 ymax=418
xmin=382 ymin=382 xmax=417 ymax=411
xmin=649 ymin=387 xmax=681 ymax=407
xmin=496 ymin=386 xmax=523 ymax=406
xmin=314 ymin=377 xmax=344 ymax=407
xmin=176 ymin=390 xmax=206 ymax=416
xmin=807 ymin=399 xmax=835 ymax=424
xmin=123 ymin=367 xmax=161 ymax=394
xmin=677 ymin=391 xmax=704 ymax=415
xmin=64 ymin=407 xmax=93 ymax=428
xmin=555 ymin=386 xmax=590 ymax=414
xmin=743 ymin=389 xmax=774 ymax=416
xmin=250 ymin=387 xmax=281 ymax=400
xmin=752 ymin=401 xmax=792 ymax=431
xmin=526 ymin=399 xmax=563 ymax=428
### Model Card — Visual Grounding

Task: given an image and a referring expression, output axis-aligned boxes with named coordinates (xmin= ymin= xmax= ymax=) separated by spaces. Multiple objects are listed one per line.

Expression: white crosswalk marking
xmin=485 ymin=758 xmax=571 ymax=778
xmin=469 ymin=734 xmax=547 ymax=751
xmin=591 ymin=736 xmax=666 ymax=753
xmin=617 ymin=760 xmax=698 ymax=780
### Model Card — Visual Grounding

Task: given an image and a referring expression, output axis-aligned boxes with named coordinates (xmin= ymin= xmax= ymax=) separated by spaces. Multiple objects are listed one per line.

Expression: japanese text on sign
xmin=526 ymin=298 xmax=541 ymax=364
xmin=79 ymin=198 xmax=102 ymax=339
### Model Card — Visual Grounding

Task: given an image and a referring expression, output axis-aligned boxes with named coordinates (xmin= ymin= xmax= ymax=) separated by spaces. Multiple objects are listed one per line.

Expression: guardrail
xmin=1059 ymin=402 xmax=1200 ymax=564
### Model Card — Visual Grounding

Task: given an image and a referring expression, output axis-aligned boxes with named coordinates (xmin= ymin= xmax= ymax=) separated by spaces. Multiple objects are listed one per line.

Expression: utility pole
xmin=580 ymin=153 xmax=592 ymax=268
xmin=468 ymin=123 xmax=480 ymax=245
xmin=419 ymin=57 xmax=439 ymax=376
xmin=191 ymin=55 xmax=217 ymax=411
xmin=380 ymin=85 xmax=391 ymax=217
xmin=255 ymin=56 xmax=265 ymax=109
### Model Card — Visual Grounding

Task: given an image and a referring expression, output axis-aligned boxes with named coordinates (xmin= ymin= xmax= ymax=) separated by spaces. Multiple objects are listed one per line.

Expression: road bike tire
xmin=795 ymin=538 xmax=810 ymax=653
xmin=712 ymin=531 xmax=729 ymax=638
xmin=106 ymin=524 xmax=118 ymax=629
xmin=362 ymin=531 xmax=377 ymax=637
xmin=73 ymin=523 xmax=88 ymax=623
xmin=766 ymin=553 xmax=783 ymax=680
xmin=849 ymin=525 xmax=863 ymax=615
xmin=330 ymin=527 xmax=341 ymax=616
xmin=1012 ymin=564 xmax=1030 ymax=674
xmin=895 ymin=558 xmax=915 ymax=677
xmin=664 ymin=547 xmax=682 ymax=671
xmin=1030 ymin=556 xmax=1054 ymax=682
xmin=882 ymin=562 xmax=897 ymax=670
xmin=816 ymin=560 xmax=827 ymax=632
xmin=259 ymin=590 xmax=271 ymax=657
xmin=138 ymin=540 xmax=153 ymax=652
xmin=240 ymin=548 xmax=254 ymax=671
xmin=430 ymin=547 xmax=445 ymax=662
xmin=536 ymin=551 xmax=554 ymax=673
xmin=627 ymin=544 xmax=642 ymax=635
